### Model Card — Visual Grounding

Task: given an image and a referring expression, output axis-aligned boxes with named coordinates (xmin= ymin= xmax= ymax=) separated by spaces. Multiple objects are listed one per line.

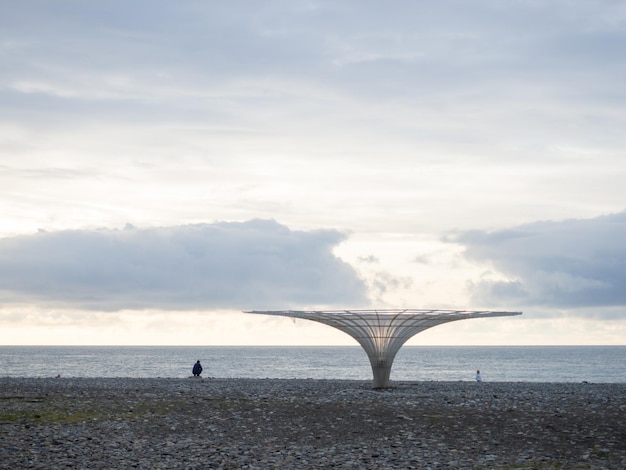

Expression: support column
xmin=359 ymin=338 xmax=405 ymax=389
xmin=370 ymin=357 xmax=392 ymax=389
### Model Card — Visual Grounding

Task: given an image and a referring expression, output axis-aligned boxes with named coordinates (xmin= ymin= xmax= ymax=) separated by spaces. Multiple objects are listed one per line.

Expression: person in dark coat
xmin=192 ymin=360 xmax=203 ymax=377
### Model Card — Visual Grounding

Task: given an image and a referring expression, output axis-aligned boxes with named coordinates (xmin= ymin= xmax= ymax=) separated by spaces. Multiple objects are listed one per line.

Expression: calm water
xmin=1 ymin=346 xmax=625 ymax=383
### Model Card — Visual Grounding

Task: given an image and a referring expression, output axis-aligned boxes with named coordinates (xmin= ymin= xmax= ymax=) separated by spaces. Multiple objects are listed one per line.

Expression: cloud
xmin=4 ymin=2 xmax=626 ymax=133
xmin=0 ymin=219 xmax=368 ymax=311
xmin=448 ymin=211 xmax=626 ymax=311
xmin=357 ymin=254 xmax=379 ymax=264
xmin=367 ymin=270 xmax=413 ymax=303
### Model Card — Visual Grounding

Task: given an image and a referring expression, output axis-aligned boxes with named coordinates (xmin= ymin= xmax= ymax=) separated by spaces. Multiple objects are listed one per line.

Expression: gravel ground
xmin=1 ymin=377 xmax=625 ymax=469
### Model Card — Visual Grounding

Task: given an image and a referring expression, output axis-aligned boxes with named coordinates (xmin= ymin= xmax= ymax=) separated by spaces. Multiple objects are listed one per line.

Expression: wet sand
xmin=1 ymin=377 xmax=625 ymax=469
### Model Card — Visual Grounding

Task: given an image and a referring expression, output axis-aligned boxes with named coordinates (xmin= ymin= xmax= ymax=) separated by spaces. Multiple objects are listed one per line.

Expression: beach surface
xmin=1 ymin=378 xmax=625 ymax=469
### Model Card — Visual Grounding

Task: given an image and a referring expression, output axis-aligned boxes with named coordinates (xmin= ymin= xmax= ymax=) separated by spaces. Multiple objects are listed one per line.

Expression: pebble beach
xmin=2 ymin=377 xmax=625 ymax=469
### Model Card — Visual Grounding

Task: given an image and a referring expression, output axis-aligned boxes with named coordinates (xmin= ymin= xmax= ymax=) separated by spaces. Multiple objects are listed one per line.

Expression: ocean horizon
xmin=1 ymin=345 xmax=625 ymax=383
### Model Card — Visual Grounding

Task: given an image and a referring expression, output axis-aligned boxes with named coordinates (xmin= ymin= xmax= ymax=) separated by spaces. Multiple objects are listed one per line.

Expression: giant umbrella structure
xmin=245 ymin=309 xmax=522 ymax=388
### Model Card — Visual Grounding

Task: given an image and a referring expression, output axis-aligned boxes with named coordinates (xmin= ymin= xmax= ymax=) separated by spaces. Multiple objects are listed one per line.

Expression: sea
xmin=1 ymin=346 xmax=625 ymax=383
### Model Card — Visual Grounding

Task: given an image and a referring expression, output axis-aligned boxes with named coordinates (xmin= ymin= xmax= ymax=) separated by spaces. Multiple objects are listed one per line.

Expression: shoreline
xmin=2 ymin=378 xmax=626 ymax=468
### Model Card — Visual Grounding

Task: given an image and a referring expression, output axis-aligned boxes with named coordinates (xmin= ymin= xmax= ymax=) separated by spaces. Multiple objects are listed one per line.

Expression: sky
xmin=1 ymin=0 xmax=625 ymax=345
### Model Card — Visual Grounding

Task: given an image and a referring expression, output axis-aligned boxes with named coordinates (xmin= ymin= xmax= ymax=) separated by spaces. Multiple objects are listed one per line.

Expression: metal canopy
xmin=245 ymin=309 xmax=522 ymax=388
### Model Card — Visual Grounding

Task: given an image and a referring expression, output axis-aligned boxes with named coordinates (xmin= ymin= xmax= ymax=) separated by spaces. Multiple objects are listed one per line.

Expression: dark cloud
xmin=448 ymin=211 xmax=626 ymax=311
xmin=0 ymin=220 xmax=367 ymax=311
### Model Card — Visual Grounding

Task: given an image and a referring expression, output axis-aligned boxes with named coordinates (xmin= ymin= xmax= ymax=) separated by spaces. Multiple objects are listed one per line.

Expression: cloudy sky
xmin=1 ymin=1 xmax=625 ymax=345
